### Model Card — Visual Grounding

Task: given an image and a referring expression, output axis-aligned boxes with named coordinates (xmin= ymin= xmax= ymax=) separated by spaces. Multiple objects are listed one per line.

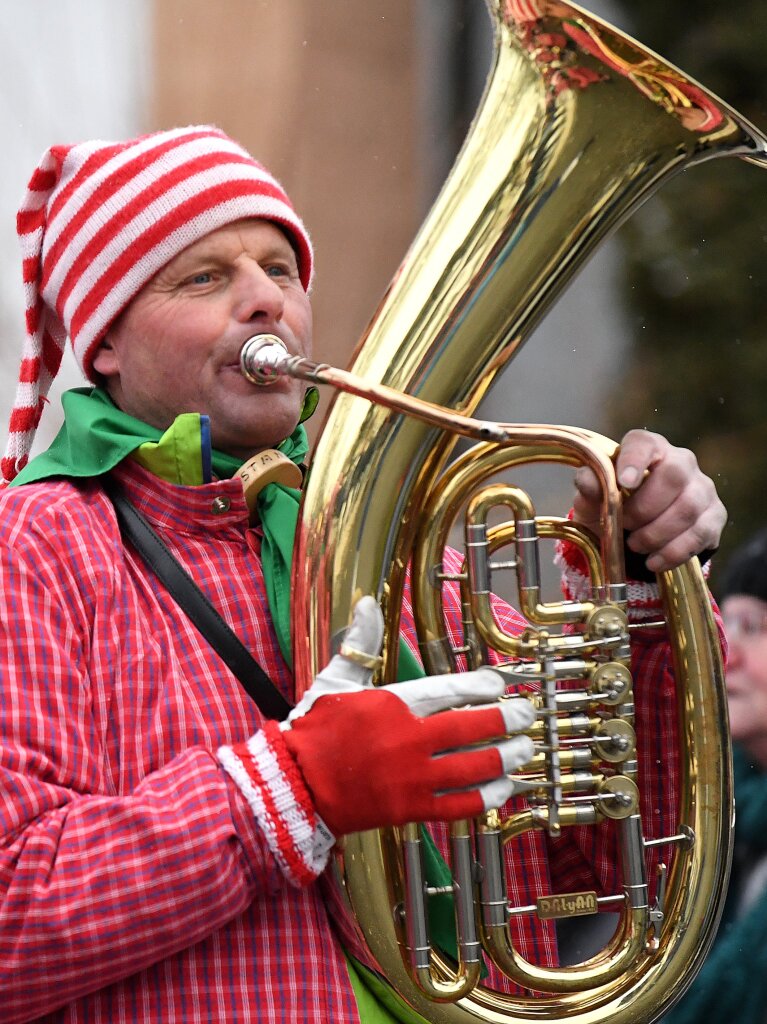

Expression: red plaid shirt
xmin=0 ymin=458 xmax=683 ymax=1023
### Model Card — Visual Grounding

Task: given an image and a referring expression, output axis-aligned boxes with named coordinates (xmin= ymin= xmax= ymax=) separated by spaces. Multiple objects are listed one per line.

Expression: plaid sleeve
xmin=0 ymin=511 xmax=287 ymax=1020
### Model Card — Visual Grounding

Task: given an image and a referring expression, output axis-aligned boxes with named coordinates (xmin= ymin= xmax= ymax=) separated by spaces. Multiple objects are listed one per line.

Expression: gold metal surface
xmin=537 ymin=893 xmax=599 ymax=921
xmin=338 ymin=643 xmax=384 ymax=671
xmin=282 ymin=0 xmax=755 ymax=1020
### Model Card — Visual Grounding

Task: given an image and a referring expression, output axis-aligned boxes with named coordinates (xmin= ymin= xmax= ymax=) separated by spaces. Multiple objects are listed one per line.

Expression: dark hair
xmin=715 ymin=528 xmax=767 ymax=603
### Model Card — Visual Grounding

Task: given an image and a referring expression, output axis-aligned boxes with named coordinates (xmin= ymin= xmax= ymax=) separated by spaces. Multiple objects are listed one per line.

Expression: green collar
xmin=11 ymin=386 xmax=309 ymax=670
xmin=11 ymin=386 xmax=308 ymax=487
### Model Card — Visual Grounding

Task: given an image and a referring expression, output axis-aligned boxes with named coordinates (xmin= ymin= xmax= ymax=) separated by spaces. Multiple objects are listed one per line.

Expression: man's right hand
xmin=217 ymin=597 xmax=535 ymax=885
xmin=280 ymin=596 xmax=535 ymax=837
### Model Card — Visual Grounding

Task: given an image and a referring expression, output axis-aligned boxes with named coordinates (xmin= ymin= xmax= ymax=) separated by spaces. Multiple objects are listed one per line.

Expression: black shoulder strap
xmin=103 ymin=477 xmax=292 ymax=721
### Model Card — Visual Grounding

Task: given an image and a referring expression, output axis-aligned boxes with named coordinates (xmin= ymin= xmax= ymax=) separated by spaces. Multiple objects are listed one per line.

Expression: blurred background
xmin=1 ymin=0 xmax=765 ymax=594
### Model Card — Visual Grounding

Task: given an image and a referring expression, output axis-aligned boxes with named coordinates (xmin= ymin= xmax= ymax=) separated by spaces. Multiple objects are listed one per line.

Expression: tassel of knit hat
xmin=2 ymin=146 xmax=70 ymax=485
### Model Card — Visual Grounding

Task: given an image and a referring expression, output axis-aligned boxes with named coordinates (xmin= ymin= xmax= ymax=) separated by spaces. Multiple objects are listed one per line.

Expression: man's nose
xmin=234 ymin=261 xmax=285 ymax=322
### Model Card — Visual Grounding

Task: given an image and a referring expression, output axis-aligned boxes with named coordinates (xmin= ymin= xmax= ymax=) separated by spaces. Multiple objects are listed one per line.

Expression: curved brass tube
xmin=278 ymin=0 xmax=750 ymax=1020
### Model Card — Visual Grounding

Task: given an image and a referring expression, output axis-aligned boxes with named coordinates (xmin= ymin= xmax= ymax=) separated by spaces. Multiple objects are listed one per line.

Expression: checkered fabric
xmin=0 ymin=459 xmax=684 ymax=1022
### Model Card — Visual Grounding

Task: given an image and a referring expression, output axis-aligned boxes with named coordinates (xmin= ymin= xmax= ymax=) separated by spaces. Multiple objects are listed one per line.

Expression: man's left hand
xmin=572 ymin=429 xmax=726 ymax=574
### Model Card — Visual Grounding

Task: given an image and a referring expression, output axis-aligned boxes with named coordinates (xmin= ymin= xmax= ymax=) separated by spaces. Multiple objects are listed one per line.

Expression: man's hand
xmin=218 ymin=598 xmax=535 ymax=882
xmin=572 ymin=429 xmax=726 ymax=574
xmin=281 ymin=596 xmax=535 ymax=836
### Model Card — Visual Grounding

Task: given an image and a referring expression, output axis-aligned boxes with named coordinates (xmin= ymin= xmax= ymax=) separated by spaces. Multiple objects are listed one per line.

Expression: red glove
xmin=218 ymin=597 xmax=534 ymax=885
xmin=281 ymin=685 xmax=533 ymax=835
xmin=280 ymin=596 xmax=534 ymax=835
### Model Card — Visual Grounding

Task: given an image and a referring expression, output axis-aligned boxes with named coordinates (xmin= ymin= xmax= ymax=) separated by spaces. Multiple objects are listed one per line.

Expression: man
xmin=0 ymin=126 xmax=725 ymax=1023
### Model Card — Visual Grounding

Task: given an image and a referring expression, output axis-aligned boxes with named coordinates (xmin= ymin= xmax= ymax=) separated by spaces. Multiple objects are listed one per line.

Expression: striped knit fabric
xmin=506 ymin=0 xmax=546 ymax=23
xmin=218 ymin=721 xmax=335 ymax=887
xmin=554 ymin=529 xmax=712 ymax=623
xmin=3 ymin=125 xmax=312 ymax=485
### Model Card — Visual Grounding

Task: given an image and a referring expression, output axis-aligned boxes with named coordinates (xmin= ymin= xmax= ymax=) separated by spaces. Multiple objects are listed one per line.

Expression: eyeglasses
xmin=722 ymin=613 xmax=767 ymax=641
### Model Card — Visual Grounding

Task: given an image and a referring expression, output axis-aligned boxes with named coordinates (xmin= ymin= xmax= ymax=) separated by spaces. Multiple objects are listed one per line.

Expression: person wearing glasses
xmin=663 ymin=527 xmax=767 ymax=1024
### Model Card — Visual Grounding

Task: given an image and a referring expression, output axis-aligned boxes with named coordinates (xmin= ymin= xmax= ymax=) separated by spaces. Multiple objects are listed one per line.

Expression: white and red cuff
xmin=218 ymin=721 xmax=335 ymax=888
xmin=554 ymin=537 xmax=665 ymax=624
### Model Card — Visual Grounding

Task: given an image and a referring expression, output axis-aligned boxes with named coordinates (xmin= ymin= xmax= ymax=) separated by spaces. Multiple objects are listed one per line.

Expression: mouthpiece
xmin=240 ymin=334 xmax=289 ymax=385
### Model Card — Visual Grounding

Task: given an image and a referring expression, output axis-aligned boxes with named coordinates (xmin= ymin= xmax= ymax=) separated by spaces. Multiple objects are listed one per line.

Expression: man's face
xmin=722 ymin=594 xmax=767 ymax=761
xmin=92 ymin=219 xmax=313 ymax=460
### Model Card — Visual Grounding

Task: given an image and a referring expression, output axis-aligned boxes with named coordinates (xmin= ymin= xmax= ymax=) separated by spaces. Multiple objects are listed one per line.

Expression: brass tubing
xmin=465 ymin=485 xmax=594 ymax=632
xmin=245 ymin=351 xmax=513 ymax=445
xmin=289 ymin=0 xmax=744 ymax=1017
xmin=245 ymin=340 xmax=629 ymax=610
xmin=411 ymin=441 xmax=619 ymax=669
xmin=482 ymin=910 xmax=647 ymax=994
xmin=402 ymin=822 xmax=483 ymax=1002
xmin=527 ymin=714 xmax=601 ymax=741
xmin=477 ymin=811 xmax=646 ymax=992
xmin=521 ymin=748 xmax=596 ymax=772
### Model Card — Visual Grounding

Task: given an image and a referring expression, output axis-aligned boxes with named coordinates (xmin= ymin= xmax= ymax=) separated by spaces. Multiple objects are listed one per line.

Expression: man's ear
xmin=91 ymin=336 xmax=119 ymax=378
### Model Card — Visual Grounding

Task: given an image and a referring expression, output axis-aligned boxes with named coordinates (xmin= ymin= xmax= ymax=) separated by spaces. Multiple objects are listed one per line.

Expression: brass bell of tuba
xmin=247 ymin=1 xmax=767 ymax=1021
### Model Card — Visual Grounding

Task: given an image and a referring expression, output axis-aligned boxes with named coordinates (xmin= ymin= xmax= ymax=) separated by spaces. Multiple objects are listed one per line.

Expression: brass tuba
xmin=265 ymin=1 xmax=767 ymax=1020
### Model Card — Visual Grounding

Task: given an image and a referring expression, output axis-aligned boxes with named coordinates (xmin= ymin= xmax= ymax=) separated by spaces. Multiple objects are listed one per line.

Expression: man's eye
xmin=266 ymin=260 xmax=302 ymax=280
xmin=178 ymin=270 xmax=214 ymax=286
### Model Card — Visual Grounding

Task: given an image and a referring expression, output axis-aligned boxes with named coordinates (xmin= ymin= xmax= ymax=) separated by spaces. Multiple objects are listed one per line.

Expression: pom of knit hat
xmin=2 ymin=124 xmax=312 ymax=485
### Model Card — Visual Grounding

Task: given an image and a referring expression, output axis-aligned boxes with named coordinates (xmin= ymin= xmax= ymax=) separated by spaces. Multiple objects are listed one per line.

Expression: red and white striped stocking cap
xmin=2 ymin=124 xmax=313 ymax=485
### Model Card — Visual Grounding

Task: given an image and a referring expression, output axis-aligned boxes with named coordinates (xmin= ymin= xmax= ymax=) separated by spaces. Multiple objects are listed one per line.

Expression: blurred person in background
xmin=663 ymin=527 xmax=767 ymax=1024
